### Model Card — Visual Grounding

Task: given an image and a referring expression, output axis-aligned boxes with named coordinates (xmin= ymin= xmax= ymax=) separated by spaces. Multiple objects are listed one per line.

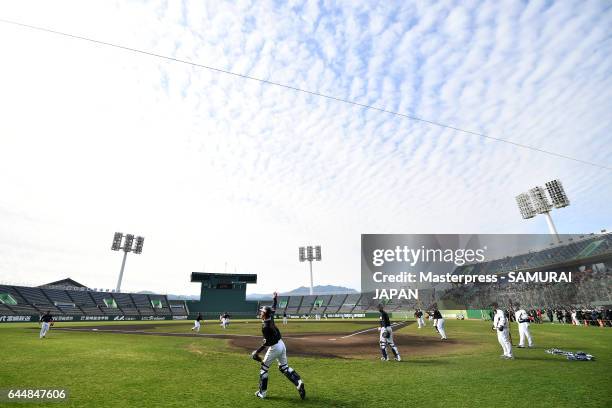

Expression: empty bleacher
xmin=324 ymin=294 xmax=348 ymax=314
xmin=276 ymin=296 xmax=289 ymax=314
xmin=338 ymin=293 xmax=361 ymax=313
xmin=0 ymin=284 xmax=180 ymax=319
xmin=313 ymin=295 xmax=331 ymax=313
xmin=66 ymin=290 xmax=98 ymax=314
xmin=14 ymin=286 xmax=60 ymax=313
xmin=285 ymin=296 xmax=303 ymax=315
xmin=169 ymin=300 xmax=188 ymax=315
xmin=297 ymin=295 xmax=317 ymax=314
xmin=90 ymin=291 xmax=121 ymax=315
xmin=130 ymin=294 xmax=155 ymax=315
xmin=112 ymin=292 xmax=139 ymax=316
xmin=148 ymin=294 xmax=172 ymax=316
xmin=42 ymin=288 xmax=81 ymax=315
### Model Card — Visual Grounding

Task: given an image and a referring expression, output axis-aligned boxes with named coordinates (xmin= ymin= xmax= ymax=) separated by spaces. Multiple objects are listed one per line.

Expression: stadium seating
xmin=169 ymin=301 xmax=188 ymax=315
xmin=297 ymin=295 xmax=317 ymax=314
xmin=338 ymin=293 xmax=361 ymax=313
xmin=285 ymin=296 xmax=303 ymax=315
xmin=130 ymin=294 xmax=157 ymax=315
xmin=1 ymin=234 xmax=609 ymax=320
xmin=324 ymin=294 xmax=348 ymax=314
xmin=0 ymin=284 xmax=180 ymax=319
xmin=112 ymin=293 xmax=139 ymax=315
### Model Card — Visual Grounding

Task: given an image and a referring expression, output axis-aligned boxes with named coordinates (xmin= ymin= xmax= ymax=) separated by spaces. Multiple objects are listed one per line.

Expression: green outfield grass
xmin=0 ymin=319 xmax=610 ymax=408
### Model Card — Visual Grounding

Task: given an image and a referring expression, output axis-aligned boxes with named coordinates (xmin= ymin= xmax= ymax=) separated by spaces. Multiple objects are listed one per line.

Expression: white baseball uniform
xmin=514 ymin=309 xmax=533 ymax=347
xmin=494 ymin=309 xmax=513 ymax=358
xmin=39 ymin=322 xmax=50 ymax=338
xmin=192 ymin=319 xmax=201 ymax=332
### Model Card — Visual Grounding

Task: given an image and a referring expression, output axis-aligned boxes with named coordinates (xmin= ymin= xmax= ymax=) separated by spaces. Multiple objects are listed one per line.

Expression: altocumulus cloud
xmin=0 ymin=0 xmax=610 ymax=294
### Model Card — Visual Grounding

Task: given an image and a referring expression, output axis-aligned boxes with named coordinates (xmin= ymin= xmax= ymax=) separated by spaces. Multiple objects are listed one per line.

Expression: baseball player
xmin=414 ymin=309 xmax=425 ymax=328
xmin=39 ymin=311 xmax=54 ymax=339
xmin=432 ymin=307 xmax=447 ymax=339
xmin=378 ymin=304 xmax=401 ymax=361
xmin=220 ymin=312 xmax=230 ymax=329
xmin=492 ymin=303 xmax=513 ymax=359
xmin=514 ymin=303 xmax=534 ymax=348
xmin=191 ymin=312 xmax=203 ymax=333
xmin=282 ymin=311 xmax=288 ymax=325
xmin=251 ymin=292 xmax=306 ymax=400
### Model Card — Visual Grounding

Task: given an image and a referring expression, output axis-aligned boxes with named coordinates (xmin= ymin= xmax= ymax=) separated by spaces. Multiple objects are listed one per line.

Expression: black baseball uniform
xmin=41 ymin=313 xmax=53 ymax=323
xmin=254 ymin=296 xmax=305 ymax=399
xmin=379 ymin=309 xmax=400 ymax=361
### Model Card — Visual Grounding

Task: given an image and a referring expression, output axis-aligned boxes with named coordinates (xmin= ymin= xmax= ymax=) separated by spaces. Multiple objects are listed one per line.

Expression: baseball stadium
xmin=1 ymin=1 xmax=612 ymax=408
xmin=1 ymin=232 xmax=611 ymax=407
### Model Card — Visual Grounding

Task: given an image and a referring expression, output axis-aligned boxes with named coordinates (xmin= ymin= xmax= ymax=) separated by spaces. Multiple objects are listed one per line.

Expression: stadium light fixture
xmin=314 ymin=245 xmax=321 ymax=261
xmin=110 ymin=232 xmax=145 ymax=292
xmin=111 ymin=232 xmax=122 ymax=251
xmin=529 ymin=186 xmax=553 ymax=214
xmin=134 ymin=236 xmax=145 ymax=254
xmin=545 ymin=179 xmax=570 ymax=208
xmin=515 ymin=179 xmax=570 ymax=242
xmin=298 ymin=245 xmax=322 ymax=295
xmin=516 ymin=193 xmax=536 ymax=219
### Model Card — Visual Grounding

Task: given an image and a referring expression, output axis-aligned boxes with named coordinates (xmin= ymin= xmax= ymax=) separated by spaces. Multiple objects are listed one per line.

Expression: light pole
xmin=111 ymin=232 xmax=145 ymax=292
xmin=516 ymin=179 xmax=570 ymax=242
xmin=299 ymin=245 xmax=321 ymax=295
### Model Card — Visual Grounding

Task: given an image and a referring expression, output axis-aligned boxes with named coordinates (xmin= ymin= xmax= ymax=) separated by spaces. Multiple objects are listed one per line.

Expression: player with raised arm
xmin=251 ymin=292 xmax=306 ymax=400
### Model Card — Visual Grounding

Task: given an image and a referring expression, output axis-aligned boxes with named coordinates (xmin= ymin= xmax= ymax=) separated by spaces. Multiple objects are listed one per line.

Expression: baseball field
xmin=1 ymin=319 xmax=610 ymax=408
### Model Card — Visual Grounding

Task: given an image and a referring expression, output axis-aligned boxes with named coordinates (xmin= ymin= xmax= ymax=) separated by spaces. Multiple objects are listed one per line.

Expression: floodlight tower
xmin=515 ymin=179 xmax=570 ymax=242
xmin=298 ymin=245 xmax=321 ymax=295
xmin=111 ymin=232 xmax=145 ymax=292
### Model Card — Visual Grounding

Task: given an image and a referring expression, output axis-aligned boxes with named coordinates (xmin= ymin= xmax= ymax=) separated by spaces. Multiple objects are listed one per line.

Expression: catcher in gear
xmin=251 ymin=292 xmax=306 ymax=400
xmin=378 ymin=304 xmax=401 ymax=361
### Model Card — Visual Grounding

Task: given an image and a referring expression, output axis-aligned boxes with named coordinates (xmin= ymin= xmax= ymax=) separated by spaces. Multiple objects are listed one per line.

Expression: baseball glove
xmin=382 ymin=329 xmax=390 ymax=339
xmin=251 ymin=351 xmax=263 ymax=362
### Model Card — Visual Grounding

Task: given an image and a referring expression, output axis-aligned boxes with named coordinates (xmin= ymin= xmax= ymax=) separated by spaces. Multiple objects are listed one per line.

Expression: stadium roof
xmin=39 ymin=278 xmax=88 ymax=289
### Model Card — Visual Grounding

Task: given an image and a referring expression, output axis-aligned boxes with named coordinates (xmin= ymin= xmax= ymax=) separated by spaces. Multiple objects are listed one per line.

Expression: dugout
xmin=186 ymin=272 xmax=260 ymax=319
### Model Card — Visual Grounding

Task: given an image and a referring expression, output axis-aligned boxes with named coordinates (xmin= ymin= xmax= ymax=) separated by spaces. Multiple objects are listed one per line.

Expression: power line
xmin=1 ymin=18 xmax=610 ymax=171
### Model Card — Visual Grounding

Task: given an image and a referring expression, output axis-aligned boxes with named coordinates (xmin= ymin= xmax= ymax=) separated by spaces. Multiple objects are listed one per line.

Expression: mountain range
xmin=156 ymin=285 xmax=358 ymax=301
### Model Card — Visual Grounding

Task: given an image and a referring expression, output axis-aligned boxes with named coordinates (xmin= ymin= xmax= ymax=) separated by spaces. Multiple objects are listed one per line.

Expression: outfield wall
xmin=0 ymin=314 xmax=189 ymax=323
xmin=0 ymin=310 xmax=494 ymax=323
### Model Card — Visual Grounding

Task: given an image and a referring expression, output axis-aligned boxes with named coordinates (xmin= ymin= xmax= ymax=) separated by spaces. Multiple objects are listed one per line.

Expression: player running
xmin=378 ymin=304 xmax=401 ymax=361
xmin=39 ymin=310 xmax=54 ymax=339
xmin=191 ymin=312 xmax=203 ymax=333
xmin=251 ymin=292 xmax=306 ymax=400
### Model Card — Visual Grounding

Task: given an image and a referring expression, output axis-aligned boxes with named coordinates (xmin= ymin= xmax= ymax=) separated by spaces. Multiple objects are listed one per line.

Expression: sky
xmin=0 ymin=0 xmax=610 ymax=295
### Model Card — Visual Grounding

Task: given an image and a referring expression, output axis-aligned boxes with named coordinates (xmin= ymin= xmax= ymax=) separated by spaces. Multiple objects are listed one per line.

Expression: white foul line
xmin=339 ymin=322 xmax=405 ymax=339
